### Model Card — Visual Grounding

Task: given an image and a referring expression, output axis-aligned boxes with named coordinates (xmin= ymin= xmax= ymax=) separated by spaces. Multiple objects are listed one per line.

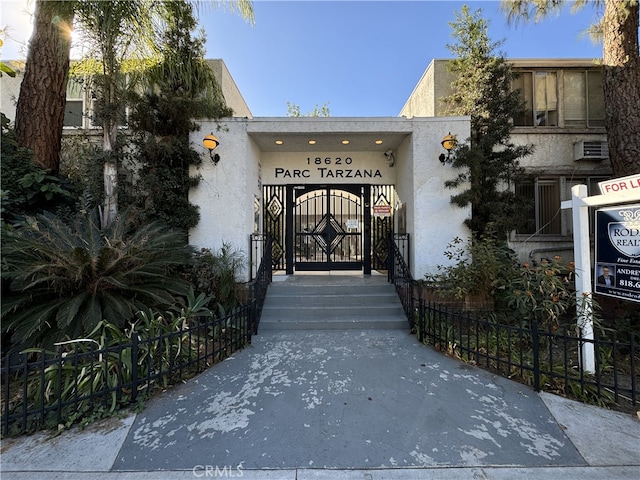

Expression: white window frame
xmin=63 ymin=78 xmax=87 ymax=128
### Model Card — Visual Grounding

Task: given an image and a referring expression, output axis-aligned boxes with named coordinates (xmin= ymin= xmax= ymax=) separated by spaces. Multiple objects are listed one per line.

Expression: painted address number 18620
xmin=307 ymin=157 xmax=353 ymax=165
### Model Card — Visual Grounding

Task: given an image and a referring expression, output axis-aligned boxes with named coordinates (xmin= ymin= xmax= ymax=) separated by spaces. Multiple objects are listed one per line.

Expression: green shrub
xmin=182 ymin=243 xmax=247 ymax=314
xmin=505 ymin=256 xmax=574 ymax=328
xmin=4 ymin=285 xmax=250 ymax=435
xmin=1 ymin=208 xmax=195 ymax=349
xmin=424 ymin=232 xmax=519 ymax=301
xmin=1 ymin=113 xmax=78 ymax=224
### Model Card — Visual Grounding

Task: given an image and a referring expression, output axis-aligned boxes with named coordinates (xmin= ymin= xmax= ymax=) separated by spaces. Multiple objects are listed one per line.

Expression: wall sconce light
xmin=203 ymin=133 xmax=220 ymax=165
xmin=439 ymin=133 xmax=458 ymax=164
xmin=384 ymin=149 xmax=396 ymax=167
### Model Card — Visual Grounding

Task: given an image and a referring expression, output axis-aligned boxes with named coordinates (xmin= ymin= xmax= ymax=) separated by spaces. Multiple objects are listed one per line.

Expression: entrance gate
xmin=292 ymin=185 xmax=369 ymax=271
xmin=263 ymin=185 xmax=395 ymax=274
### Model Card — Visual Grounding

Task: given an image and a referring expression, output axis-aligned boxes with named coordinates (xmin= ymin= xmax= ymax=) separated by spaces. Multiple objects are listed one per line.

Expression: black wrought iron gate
xmin=263 ymin=185 xmax=395 ymax=274
xmin=290 ymin=185 xmax=368 ymax=272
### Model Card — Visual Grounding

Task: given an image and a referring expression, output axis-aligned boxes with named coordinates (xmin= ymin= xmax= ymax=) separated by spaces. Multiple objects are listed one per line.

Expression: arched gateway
xmin=189 ymin=117 xmax=471 ymax=281
xmin=264 ymin=184 xmax=395 ymax=274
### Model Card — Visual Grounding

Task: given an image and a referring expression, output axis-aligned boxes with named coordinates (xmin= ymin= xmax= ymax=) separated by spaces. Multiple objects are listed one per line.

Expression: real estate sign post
xmin=561 ymin=174 xmax=640 ymax=373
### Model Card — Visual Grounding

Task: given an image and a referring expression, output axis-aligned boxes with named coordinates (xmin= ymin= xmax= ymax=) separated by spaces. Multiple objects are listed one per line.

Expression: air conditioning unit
xmin=573 ymin=140 xmax=609 ymax=161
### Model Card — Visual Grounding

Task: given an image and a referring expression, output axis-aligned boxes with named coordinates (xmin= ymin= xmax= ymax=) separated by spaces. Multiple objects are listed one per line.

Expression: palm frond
xmin=2 ymin=208 xmax=195 ymax=348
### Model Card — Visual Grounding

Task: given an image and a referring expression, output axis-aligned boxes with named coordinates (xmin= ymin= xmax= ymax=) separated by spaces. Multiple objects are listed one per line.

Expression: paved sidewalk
xmin=2 ymin=329 xmax=639 ymax=480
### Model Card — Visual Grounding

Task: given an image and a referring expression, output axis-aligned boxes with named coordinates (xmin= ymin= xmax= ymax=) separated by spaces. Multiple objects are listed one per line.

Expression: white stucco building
xmin=401 ymin=59 xmax=611 ymax=263
xmin=191 ymin=113 xmax=470 ymax=280
xmin=3 ymin=57 xmax=611 ymax=280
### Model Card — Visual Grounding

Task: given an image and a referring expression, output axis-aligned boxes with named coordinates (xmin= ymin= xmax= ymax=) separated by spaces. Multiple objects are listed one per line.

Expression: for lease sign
xmin=599 ymin=174 xmax=640 ymax=195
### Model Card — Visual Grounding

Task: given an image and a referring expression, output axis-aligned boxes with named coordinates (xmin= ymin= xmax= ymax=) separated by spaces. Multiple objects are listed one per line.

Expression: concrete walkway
xmin=2 ymin=276 xmax=639 ymax=479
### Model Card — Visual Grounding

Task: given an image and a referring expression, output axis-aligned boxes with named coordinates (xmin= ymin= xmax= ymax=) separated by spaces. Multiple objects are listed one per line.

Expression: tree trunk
xmin=14 ymin=0 xmax=74 ymax=174
xmin=602 ymin=0 xmax=640 ymax=178
xmin=100 ymin=48 xmax=120 ymax=228
xmin=102 ymin=161 xmax=118 ymax=228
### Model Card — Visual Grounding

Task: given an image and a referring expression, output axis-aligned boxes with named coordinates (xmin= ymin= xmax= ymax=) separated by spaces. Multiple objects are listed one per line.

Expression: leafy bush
xmin=59 ymin=132 xmax=106 ymax=212
xmin=1 ymin=208 xmax=195 ymax=349
xmin=424 ymin=232 xmax=519 ymax=301
xmin=1 ymin=113 xmax=78 ymax=224
xmin=424 ymin=235 xmax=582 ymax=328
xmin=505 ymin=256 xmax=575 ymax=328
xmin=182 ymin=243 xmax=247 ymax=314
xmin=122 ymin=133 xmax=202 ymax=232
xmin=12 ymin=293 xmax=215 ymax=433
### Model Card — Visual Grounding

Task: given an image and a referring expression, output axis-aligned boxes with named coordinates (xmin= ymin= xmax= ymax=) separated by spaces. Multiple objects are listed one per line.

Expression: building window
xmin=63 ymin=77 xmax=130 ymax=129
xmin=513 ymin=68 xmax=604 ymax=129
xmin=516 ymin=176 xmax=611 ymax=238
xmin=567 ymin=176 xmax=610 ymax=234
xmin=515 ymin=178 xmax=561 ymax=235
xmin=513 ymin=71 xmax=558 ymax=127
xmin=564 ymin=70 xmax=605 ymax=128
xmin=63 ymin=78 xmax=85 ymax=127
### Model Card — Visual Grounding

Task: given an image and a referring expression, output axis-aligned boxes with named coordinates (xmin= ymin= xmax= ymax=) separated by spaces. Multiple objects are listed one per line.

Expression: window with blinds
xmin=512 ymin=68 xmax=604 ymax=128
xmin=515 ymin=179 xmax=561 ymax=235
xmin=512 ymin=72 xmax=534 ymax=127
xmin=564 ymin=70 xmax=605 ymax=128
xmin=516 ymin=176 xmax=611 ymax=238
xmin=534 ymin=72 xmax=558 ymax=126
xmin=587 ymin=71 xmax=605 ymax=127
xmin=512 ymin=71 xmax=558 ymax=127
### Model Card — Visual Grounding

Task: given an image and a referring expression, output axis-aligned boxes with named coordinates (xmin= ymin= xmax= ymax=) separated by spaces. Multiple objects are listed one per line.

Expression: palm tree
xmin=13 ymin=0 xmax=255 ymax=220
xmin=72 ymin=0 xmax=158 ymax=227
xmin=500 ymin=0 xmax=640 ymax=178
xmin=71 ymin=0 xmax=254 ymax=227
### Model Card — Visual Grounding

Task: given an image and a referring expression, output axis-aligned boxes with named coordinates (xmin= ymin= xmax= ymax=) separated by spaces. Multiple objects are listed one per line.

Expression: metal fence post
xmin=248 ymin=299 xmax=256 ymax=343
xmin=131 ymin=334 xmax=139 ymax=402
xmin=2 ymin=356 xmax=10 ymax=436
xmin=418 ymin=297 xmax=425 ymax=343
xmin=532 ymin=320 xmax=540 ymax=392
xmin=387 ymin=233 xmax=393 ymax=283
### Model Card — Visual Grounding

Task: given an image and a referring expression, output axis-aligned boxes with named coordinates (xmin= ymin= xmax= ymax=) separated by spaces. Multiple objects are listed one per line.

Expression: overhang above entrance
xmin=249 ymin=131 xmax=409 ymax=152
xmin=247 ymin=118 xmax=411 ymax=153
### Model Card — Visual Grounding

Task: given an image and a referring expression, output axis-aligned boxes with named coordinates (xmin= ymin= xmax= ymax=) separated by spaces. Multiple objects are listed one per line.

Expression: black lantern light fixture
xmin=203 ymin=133 xmax=220 ymax=165
xmin=439 ymin=132 xmax=458 ymax=164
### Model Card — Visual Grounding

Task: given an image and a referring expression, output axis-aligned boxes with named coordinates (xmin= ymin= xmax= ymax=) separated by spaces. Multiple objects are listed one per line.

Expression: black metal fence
xmin=249 ymin=234 xmax=273 ymax=333
xmin=388 ymin=235 xmax=639 ymax=413
xmin=416 ymin=300 xmax=638 ymax=412
xmin=388 ymin=233 xmax=413 ymax=326
xmin=1 ymin=237 xmax=273 ymax=437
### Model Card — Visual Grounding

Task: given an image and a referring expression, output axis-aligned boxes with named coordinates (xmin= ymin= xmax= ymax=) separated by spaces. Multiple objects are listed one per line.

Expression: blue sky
xmin=2 ymin=0 xmax=603 ymax=117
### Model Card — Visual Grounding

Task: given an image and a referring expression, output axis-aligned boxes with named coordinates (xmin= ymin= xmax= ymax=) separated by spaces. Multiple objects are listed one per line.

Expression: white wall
xmin=402 ymin=117 xmax=471 ymax=278
xmin=190 ymin=116 xmax=472 ymax=281
xmin=0 ymin=63 xmax=24 ymax=122
xmin=190 ymin=118 xmax=259 ymax=281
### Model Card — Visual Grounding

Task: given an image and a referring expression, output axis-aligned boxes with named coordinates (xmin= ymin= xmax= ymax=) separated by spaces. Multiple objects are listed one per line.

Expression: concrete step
xmin=259 ymin=315 xmax=408 ymax=330
xmin=258 ymin=274 xmax=409 ymax=331
xmin=266 ymin=283 xmax=394 ymax=296
xmin=261 ymin=304 xmax=406 ymax=318
xmin=263 ymin=292 xmax=401 ymax=308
